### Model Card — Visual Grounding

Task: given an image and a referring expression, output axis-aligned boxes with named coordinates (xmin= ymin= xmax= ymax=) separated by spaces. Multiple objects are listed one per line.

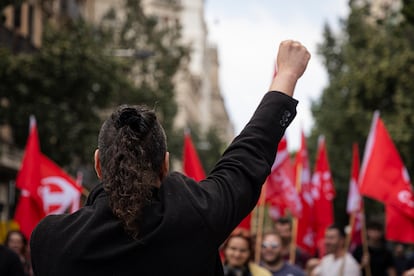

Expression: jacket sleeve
xmin=185 ymin=91 xmax=298 ymax=243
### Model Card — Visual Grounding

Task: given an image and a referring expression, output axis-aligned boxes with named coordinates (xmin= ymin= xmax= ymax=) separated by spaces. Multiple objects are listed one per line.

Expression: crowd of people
xmin=221 ymin=218 xmax=414 ymax=276
xmin=3 ymin=40 xmax=413 ymax=276
xmin=4 ymin=220 xmax=414 ymax=275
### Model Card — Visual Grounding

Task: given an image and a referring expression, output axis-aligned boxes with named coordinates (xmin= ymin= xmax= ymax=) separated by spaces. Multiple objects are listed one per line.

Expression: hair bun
xmin=116 ymin=107 xmax=154 ymax=137
xmin=116 ymin=108 xmax=142 ymax=131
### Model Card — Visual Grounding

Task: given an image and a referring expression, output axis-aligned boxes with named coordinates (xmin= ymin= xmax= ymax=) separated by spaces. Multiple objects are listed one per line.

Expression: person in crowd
xmin=400 ymin=245 xmax=414 ymax=275
xmin=311 ymin=224 xmax=361 ymax=276
xmin=222 ymin=229 xmax=271 ymax=276
xmin=352 ymin=221 xmax=397 ymax=276
xmin=274 ymin=217 xmax=310 ymax=268
xmin=260 ymin=231 xmax=305 ymax=276
xmin=0 ymin=244 xmax=25 ymax=276
xmin=30 ymin=40 xmax=310 ymax=275
xmin=394 ymin=243 xmax=407 ymax=276
xmin=5 ymin=230 xmax=32 ymax=276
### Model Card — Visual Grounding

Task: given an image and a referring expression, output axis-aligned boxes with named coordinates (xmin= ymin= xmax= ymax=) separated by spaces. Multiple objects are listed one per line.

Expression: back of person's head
xmin=98 ymin=105 xmax=167 ymax=239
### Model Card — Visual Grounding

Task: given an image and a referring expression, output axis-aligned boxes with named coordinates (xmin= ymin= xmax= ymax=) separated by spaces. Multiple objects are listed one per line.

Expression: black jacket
xmin=30 ymin=91 xmax=297 ymax=276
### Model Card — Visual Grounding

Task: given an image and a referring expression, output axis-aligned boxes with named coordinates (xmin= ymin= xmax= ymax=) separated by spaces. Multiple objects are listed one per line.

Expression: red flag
xmin=14 ymin=116 xmax=45 ymax=240
xmin=266 ymin=136 xmax=302 ymax=217
xmin=267 ymin=205 xmax=286 ymax=221
xmin=295 ymin=131 xmax=316 ymax=255
xmin=386 ymin=205 xmax=414 ymax=243
xmin=38 ymin=155 xmax=82 ymax=215
xmin=346 ymin=143 xmax=363 ymax=252
xmin=183 ymin=132 xmax=206 ymax=181
xmin=359 ymin=111 xmax=414 ymax=219
xmin=237 ymin=213 xmax=252 ymax=232
xmin=15 ymin=116 xmax=43 ymax=207
xmin=312 ymin=136 xmax=335 ymax=257
xmin=14 ymin=117 xmax=82 ymax=240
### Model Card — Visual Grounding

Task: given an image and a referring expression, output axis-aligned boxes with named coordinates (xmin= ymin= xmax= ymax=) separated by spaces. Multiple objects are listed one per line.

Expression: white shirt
xmin=313 ymin=252 xmax=361 ymax=276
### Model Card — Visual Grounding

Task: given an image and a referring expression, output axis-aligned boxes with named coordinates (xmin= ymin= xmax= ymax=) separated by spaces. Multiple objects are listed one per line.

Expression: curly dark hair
xmin=98 ymin=105 xmax=167 ymax=239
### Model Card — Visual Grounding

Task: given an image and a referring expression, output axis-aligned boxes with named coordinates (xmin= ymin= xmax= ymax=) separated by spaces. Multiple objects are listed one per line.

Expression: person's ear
xmin=94 ymin=149 xmax=102 ymax=179
xmin=160 ymin=152 xmax=170 ymax=180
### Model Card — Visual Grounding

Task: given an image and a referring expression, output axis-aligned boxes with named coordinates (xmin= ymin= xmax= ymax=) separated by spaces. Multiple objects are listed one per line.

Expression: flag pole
xmin=345 ymin=212 xmax=356 ymax=251
xmin=290 ymin=163 xmax=302 ymax=265
xmin=339 ymin=212 xmax=356 ymax=276
xmin=289 ymin=217 xmax=298 ymax=264
xmin=254 ymin=181 xmax=267 ymax=264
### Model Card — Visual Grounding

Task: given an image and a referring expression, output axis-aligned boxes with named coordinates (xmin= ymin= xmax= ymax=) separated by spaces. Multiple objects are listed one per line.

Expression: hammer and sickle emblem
xmin=39 ymin=176 xmax=79 ymax=214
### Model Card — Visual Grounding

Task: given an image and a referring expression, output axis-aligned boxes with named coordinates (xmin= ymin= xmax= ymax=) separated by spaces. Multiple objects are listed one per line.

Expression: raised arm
xmin=185 ymin=40 xmax=310 ymax=243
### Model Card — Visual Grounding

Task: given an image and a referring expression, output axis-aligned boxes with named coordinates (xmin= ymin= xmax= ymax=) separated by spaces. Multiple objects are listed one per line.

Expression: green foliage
xmin=1 ymin=0 xmax=190 ymax=173
xmin=312 ymin=1 xmax=414 ymax=224
xmin=402 ymin=0 xmax=414 ymax=25
xmin=1 ymin=0 xmax=226 ymax=186
xmin=0 ymin=20 xmax=136 ymax=168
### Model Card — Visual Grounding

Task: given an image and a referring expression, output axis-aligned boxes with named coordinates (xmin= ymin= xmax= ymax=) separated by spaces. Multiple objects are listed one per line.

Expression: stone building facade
xmin=142 ymin=0 xmax=234 ymax=142
xmin=89 ymin=0 xmax=235 ymax=143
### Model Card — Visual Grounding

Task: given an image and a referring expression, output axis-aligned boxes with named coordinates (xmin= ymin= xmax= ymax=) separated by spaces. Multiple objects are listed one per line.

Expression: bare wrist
xmin=268 ymin=71 xmax=298 ymax=97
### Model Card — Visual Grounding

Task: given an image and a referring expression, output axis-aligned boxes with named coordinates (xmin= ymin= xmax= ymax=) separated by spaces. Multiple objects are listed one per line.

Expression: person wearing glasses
xmin=222 ymin=229 xmax=272 ymax=276
xmin=260 ymin=232 xmax=305 ymax=276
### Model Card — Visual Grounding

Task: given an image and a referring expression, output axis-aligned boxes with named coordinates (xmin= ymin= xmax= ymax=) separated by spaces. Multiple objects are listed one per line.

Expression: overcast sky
xmin=205 ymin=0 xmax=349 ymax=150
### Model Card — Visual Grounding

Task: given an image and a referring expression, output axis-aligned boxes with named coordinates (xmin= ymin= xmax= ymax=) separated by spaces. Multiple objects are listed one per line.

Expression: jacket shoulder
xmin=30 ymin=214 xmax=67 ymax=248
